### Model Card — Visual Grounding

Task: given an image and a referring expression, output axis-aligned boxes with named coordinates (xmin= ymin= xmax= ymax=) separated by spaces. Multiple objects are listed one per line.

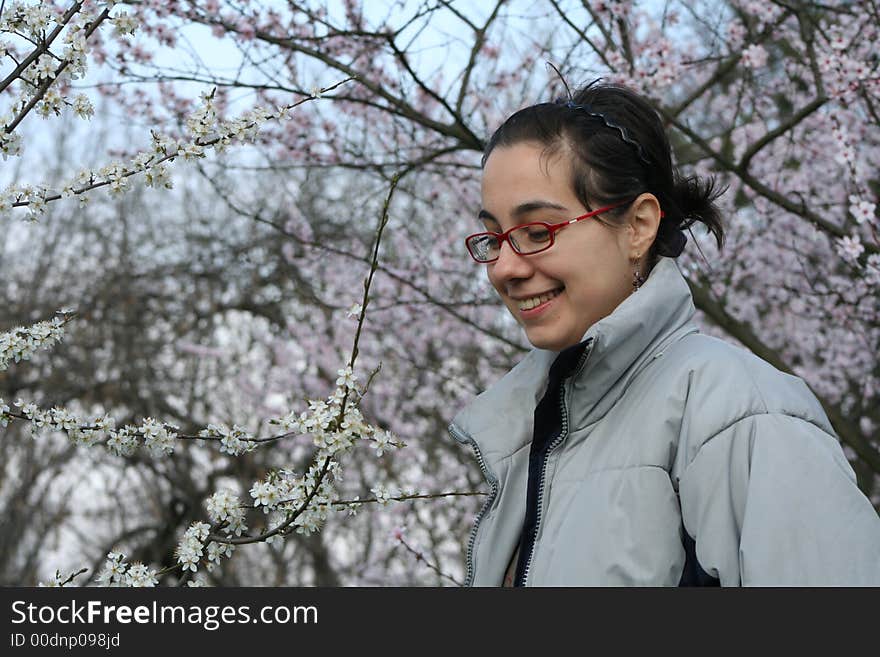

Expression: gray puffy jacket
xmin=449 ymin=257 xmax=880 ymax=586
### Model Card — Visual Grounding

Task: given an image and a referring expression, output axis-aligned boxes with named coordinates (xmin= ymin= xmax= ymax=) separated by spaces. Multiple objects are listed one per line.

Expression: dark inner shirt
xmin=512 ymin=339 xmax=590 ymax=586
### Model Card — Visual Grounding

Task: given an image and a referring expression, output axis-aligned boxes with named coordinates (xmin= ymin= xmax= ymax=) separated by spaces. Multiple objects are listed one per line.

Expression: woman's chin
xmin=524 ymin=328 xmax=579 ymax=353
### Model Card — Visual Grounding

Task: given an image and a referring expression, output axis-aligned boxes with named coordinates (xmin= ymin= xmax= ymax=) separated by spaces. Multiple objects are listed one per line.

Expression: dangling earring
xmin=632 ymin=254 xmax=645 ymax=291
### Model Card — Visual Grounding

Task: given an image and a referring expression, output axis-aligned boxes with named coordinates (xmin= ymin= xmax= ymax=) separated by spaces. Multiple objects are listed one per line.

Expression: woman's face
xmin=479 ymin=141 xmax=635 ymax=352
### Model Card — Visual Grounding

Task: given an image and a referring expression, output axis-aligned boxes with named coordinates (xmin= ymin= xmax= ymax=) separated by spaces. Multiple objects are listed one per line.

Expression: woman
xmin=449 ymin=81 xmax=880 ymax=586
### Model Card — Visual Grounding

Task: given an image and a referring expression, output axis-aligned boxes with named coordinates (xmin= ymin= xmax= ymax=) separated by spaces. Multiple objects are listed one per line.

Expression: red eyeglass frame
xmin=466 ymin=201 xmax=641 ymax=263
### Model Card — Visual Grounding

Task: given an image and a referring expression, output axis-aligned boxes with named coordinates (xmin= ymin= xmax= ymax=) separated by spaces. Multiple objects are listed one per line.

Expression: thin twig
xmin=396 ymin=535 xmax=463 ymax=587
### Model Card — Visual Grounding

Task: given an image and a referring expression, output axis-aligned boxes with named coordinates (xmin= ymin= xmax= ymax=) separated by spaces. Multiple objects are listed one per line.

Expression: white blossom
xmin=107 ymin=426 xmax=138 ymax=457
xmin=38 ymin=577 xmax=62 ymax=587
xmin=0 ymin=131 xmax=22 ymax=159
xmin=130 ymin=152 xmax=153 ymax=171
xmin=205 ymin=489 xmax=248 ymax=535
xmin=36 ymin=89 xmax=64 ymax=118
xmin=180 ymin=142 xmax=205 ymax=161
xmin=24 ymin=185 xmax=48 ymax=218
xmin=94 ymin=414 xmax=116 ymax=432
xmin=176 ymin=546 xmax=200 ymax=573
xmin=224 ymin=511 xmax=248 ymax=536
xmin=141 ymin=417 xmax=177 ymax=456
xmin=189 ymin=521 xmax=210 ymax=542
xmin=33 ymin=54 xmax=56 ymax=80
xmin=372 ymin=429 xmax=397 ymax=457
xmin=74 ymin=168 xmax=93 ymax=187
xmin=22 ymin=3 xmax=52 ymax=35
xmin=152 ymin=133 xmax=178 ymax=156
xmin=105 ymin=162 xmax=128 ymax=195
xmin=72 ymin=93 xmax=94 ymax=119
xmin=4 ymin=75 xmax=347 ymax=219
xmin=206 ymin=541 xmax=234 ymax=564
xmin=186 ymin=93 xmax=217 ymax=139
xmin=250 ymin=479 xmax=281 ymax=510
xmin=111 ymin=12 xmax=138 ymax=36
xmin=63 ymin=31 xmax=88 ymax=55
xmin=198 ymin=423 xmax=256 ymax=455
xmin=371 ymin=483 xmax=395 ymax=506
xmin=97 ymin=552 xmax=130 ymax=587
xmin=0 ymin=316 xmax=66 ymax=370
xmin=293 ymin=509 xmax=323 ymax=535
xmin=335 ymin=366 xmax=357 ymax=389
xmin=175 ymin=522 xmax=210 ymax=573
xmin=206 ymin=489 xmax=238 ymax=522
xmin=144 ymin=164 xmax=172 ymax=189
xmin=15 ymin=399 xmax=40 ymax=421
xmin=126 ymin=563 xmax=158 ymax=587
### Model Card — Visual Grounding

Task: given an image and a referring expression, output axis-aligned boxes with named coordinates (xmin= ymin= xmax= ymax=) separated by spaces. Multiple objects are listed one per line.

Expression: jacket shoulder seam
xmin=699 ymin=410 xmax=836 ymax=453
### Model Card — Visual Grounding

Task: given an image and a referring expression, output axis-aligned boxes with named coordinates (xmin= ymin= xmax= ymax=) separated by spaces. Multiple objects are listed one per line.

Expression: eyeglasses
xmin=465 ymin=202 xmax=626 ymax=264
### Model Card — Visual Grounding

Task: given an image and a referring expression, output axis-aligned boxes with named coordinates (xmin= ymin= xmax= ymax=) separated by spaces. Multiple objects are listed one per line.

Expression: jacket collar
xmin=567 ymin=255 xmax=699 ymax=429
xmin=451 ymin=257 xmax=698 ymax=468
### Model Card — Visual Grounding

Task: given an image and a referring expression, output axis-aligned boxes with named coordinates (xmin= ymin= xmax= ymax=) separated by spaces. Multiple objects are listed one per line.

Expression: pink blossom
xmin=154 ymin=24 xmax=177 ymax=47
xmin=829 ymin=32 xmax=848 ymax=50
xmin=726 ymin=21 xmax=746 ymax=50
xmin=817 ymin=52 xmax=837 ymax=73
xmin=176 ymin=341 xmax=224 ymax=358
xmin=482 ymin=44 xmax=500 ymax=59
xmin=741 ymin=44 xmax=769 ymax=69
xmin=848 ymin=195 xmax=876 ymax=225
xmin=865 ymin=255 xmax=880 ymax=286
xmin=836 ymin=234 xmax=864 ymax=264
xmin=237 ymin=19 xmax=256 ymax=41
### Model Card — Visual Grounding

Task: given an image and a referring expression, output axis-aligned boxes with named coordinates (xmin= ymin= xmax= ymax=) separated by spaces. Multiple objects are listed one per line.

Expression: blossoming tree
xmin=1 ymin=0 xmax=877 ymax=585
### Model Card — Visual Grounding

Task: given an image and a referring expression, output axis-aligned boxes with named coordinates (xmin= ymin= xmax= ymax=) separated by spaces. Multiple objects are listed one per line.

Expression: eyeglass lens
xmin=468 ymin=224 xmax=553 ymax=262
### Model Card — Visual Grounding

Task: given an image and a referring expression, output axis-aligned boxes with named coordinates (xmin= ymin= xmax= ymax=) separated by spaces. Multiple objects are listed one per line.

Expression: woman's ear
xmin=627 ymin=193 xmax=662 ymax=258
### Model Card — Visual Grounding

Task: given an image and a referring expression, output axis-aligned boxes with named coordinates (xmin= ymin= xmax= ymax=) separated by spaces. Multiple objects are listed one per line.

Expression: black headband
xmin=556 ymin=98 xmax=652 ymax=167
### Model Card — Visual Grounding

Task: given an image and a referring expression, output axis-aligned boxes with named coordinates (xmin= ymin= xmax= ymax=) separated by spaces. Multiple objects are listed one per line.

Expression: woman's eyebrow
xmin=477 ymin=208 xmax=497 ymax=223
xmin=477 ymin=200 xmax=568 ymax=223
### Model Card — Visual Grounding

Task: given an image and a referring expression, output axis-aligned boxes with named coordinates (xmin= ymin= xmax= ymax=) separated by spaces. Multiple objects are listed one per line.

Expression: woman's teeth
xmin=518 ymin=288 xmax=561 ymax=310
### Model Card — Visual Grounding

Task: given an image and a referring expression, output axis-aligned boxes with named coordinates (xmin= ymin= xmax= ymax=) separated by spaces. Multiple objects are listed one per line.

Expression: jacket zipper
xmin=448 ymin=422 xmax=498 ymax=587
xmin=519 ymin=341 xmax=593 ymax=586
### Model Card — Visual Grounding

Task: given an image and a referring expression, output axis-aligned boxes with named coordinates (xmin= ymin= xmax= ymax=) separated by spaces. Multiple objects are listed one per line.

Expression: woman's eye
xmin=525 ymin=226 xmax=551 ymax=241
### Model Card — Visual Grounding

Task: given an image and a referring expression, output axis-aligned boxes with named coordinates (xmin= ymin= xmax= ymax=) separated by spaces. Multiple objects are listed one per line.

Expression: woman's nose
xmin=489 ymin=239 xmax=533 ymax=282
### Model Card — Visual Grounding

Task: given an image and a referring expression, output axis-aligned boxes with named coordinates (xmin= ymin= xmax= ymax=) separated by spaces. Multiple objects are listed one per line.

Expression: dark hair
xmin=482 ymin=81 xmax=725 ymax=262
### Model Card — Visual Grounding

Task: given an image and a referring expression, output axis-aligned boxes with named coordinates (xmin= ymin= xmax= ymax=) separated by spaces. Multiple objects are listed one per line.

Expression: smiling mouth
xmin=517 ymin=288 xmax=563 ymax=311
